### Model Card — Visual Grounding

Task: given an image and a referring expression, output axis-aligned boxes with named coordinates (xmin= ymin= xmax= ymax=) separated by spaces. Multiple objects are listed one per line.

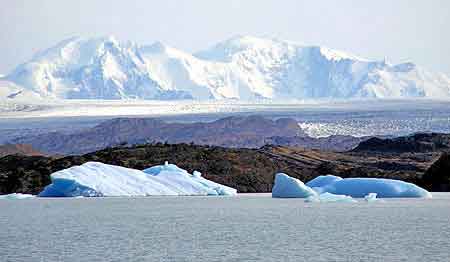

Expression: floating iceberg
xmin=305 ymin=192 xmax=357 ymax=203
xmin=364 ymin=193 xmax=383 ymax=203
xmin=306 ymin=175 xmax=343 ymax=188
xmin=39 ymin=162 xmax=237 ymax=197
xmin=314 ymin=176 xmax=432 ymax=198
xmin=272 ymin=174 xmax=431 ymax=199
xmin=142 ymin=163 xmax=237 ymax=196
xmin=0 ymin=193 xmax=36 ymax=200
xmin=272 ymin=173 xmax=317 ymax=198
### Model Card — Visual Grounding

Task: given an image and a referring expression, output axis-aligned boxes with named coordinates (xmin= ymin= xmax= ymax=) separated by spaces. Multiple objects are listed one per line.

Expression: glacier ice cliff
xmin=38 ymin=162 xmax=237 ymax=197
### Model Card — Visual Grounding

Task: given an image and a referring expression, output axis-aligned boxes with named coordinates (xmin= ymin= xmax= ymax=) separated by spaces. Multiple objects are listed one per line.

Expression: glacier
xmin=272 ymin=174 xmax=432 ymax=199
xmin=38 ymin=162 xmax=237 ymax=197
xmin=1 ymin=35 xmax=449 ymax=101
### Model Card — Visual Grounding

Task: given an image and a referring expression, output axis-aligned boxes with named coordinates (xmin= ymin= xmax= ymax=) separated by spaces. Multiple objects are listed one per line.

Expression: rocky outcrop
xmin=352 ymin=133 xmax=450 ymax=153
xmin=421 ymin=153 xmax=450 ymax=191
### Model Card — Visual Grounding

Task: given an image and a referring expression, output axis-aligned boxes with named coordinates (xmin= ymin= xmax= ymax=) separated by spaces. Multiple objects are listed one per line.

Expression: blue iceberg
xmin=39 ymin=162 xmax=237 ymax=197
xmin=310 ymin=176 xmax=432 ymax=198
xmin=272 ymin=173 xmax=317 ymax=198
xmin=306 ymin=175 xmax=343 ymax=188
xmin=272 ymin=174 xmax=432 ymax=199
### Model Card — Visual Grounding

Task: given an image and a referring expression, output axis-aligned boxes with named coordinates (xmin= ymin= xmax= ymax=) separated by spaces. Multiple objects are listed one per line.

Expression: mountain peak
xmin=317 ymin=46 xmax=368 ymax=62
xmin=195 ymin=35 xmax=296 ymax=62
xmin=28 ymin=35 xmax=128 ymax=67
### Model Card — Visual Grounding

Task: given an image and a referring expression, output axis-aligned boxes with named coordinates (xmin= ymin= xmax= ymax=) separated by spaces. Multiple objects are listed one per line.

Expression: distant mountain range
xmin=11 ymin=115 xmax=365 ymax=155
xmin=1 ymin=35 xmax=449 ymax=100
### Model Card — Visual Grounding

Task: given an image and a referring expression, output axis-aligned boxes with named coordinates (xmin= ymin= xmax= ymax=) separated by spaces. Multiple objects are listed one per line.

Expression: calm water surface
xmin=1 ymin=193 xmax=450 ymax=262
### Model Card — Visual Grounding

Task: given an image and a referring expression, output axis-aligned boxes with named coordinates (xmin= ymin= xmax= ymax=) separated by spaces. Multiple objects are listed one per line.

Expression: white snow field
xmin=1 ymin=35 xmax=449 ymax=101
xmin=38 ymin=162 xmax=237 ymax=197
xmin=272 ymin=173 xmax=432 ymax=200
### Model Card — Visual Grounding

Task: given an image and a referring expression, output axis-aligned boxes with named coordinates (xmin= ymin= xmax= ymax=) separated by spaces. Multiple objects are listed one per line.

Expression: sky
xmin=1 ymin=0 xmax=449 ymax=74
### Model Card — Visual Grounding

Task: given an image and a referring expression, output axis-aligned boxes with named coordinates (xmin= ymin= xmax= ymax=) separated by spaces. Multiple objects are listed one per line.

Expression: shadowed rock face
xmin=11 ymin=115 xmax=364 ymax=155
xmin=421 ymin=153 xmax=450 ymax=192
xmin=352 ymin=133 xmax=450 ymax=153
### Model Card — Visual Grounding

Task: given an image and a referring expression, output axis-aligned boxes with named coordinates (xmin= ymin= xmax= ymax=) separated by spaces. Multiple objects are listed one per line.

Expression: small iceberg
xmin=305 ymin=192 xmax=357 ymax=203
xmin=39 ymin=161 xmax=237 ymax=197
xmin=0 ymin=193 xmax=36 ymax=200
xmin=272 ymin=173 xmax=317 ymax=198
xmin=364 ymin=193 xmax=382 ymax=202
xmin=272 ymin=174 xmax=432 ymax=199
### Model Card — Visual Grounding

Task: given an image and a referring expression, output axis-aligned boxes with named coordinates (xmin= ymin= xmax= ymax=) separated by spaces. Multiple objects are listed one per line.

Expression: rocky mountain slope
xmin=422 ymin=153 xmax=450 ymax=191
xmin=11 ymin=115 xmax=364 ymax=155
xmin=2 ymin=35 xmax=449 ymax=100
xmin=0 ymin=144 xmax=46 ymax=157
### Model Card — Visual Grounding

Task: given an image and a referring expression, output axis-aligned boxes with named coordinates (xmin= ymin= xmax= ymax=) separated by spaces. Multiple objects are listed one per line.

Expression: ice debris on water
xmin=305 ymin=192 xmax=357 ymax=203
xmin=364 ymin=193 xmax=384 ymax=203
xmin=0 ymin=193 xmax=36 ymax=200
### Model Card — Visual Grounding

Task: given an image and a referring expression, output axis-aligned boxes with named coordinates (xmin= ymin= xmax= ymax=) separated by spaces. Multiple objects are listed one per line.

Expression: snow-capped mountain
xmin=1 ymin=35 xmax=449 ymax=100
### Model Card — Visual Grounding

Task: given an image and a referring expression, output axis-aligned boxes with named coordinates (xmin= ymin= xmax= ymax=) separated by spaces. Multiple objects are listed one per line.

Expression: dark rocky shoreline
xmin=1 ymin=136 xmax=449 ymax=195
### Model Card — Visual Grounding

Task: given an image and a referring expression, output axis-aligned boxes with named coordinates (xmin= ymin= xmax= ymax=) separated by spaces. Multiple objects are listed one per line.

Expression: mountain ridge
xmin=2 ymin=35 xmax=449 ymax=101
xmin=10 ymin=115 xmax=366 ymax=155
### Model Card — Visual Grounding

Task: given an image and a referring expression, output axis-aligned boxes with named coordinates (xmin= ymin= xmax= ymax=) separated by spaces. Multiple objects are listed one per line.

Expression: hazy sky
xmin=1 ymin=0 xmax=449 ymax=74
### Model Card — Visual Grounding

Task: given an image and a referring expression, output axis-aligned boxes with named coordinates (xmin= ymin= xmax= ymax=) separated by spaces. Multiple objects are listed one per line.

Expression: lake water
xmin=1 ymin=193 xmax=449 ymax=262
